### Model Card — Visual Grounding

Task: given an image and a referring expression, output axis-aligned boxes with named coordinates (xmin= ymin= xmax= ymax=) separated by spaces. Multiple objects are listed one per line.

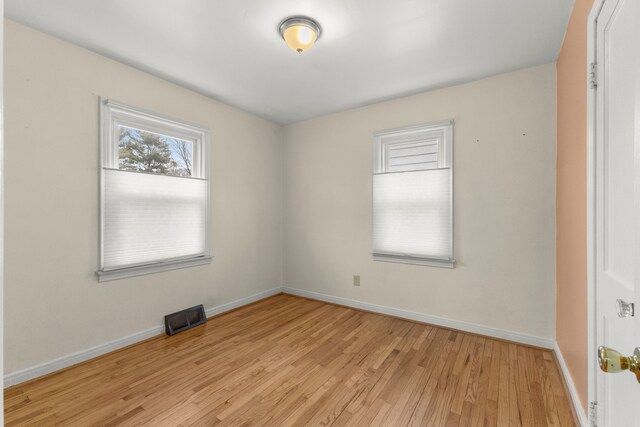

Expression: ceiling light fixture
xmin=279 ymin=16 xmax=321 ymax=54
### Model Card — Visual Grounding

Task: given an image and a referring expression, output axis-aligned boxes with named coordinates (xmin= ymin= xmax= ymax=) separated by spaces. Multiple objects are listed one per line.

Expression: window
xmin=98 ymin=99 xmax=211 ymax=281
xmin=372 ymin=120 xmax=455 ymax=268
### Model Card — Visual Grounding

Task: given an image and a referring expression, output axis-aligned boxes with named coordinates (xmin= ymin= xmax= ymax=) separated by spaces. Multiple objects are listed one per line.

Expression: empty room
xmin=1 ymin=0 xmax=639 ymax=425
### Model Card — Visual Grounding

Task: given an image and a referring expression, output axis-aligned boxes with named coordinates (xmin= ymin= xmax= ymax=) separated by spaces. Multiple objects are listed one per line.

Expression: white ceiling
xmin=5 ymin=0 xmax=573 ymax=125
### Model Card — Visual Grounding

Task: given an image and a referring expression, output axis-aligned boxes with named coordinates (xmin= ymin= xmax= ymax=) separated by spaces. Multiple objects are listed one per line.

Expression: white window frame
xmin=97 ymin=98 xmax=211 ymax=282
xmin=372 ymin=119 xmax=455 ymax=268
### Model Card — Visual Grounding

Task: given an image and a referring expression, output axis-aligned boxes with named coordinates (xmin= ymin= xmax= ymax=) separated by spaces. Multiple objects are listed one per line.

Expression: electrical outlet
xmin=353 ymin=275 xmax=360 ymax=286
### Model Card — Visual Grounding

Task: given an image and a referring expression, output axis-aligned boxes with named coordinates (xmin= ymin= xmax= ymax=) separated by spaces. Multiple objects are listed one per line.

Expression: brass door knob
xmin=598 ymin=346 xmax=640 ymax=383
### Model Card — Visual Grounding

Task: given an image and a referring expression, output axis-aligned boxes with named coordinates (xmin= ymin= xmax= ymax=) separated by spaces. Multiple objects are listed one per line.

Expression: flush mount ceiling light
xmin=279 ymin=16 xmax=322 ymax=54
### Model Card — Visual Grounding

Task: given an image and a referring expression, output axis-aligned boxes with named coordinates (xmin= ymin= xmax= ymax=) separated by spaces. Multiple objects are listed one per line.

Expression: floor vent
xmin=164 ymin=304 xmax=207 ymax=336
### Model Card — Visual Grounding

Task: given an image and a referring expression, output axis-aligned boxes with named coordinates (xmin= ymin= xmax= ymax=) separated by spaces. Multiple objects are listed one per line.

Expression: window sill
xmin=97 ymin=256 xmax=212 ymax=282
xmin=372 ymin=253 xmax=455 ymax=269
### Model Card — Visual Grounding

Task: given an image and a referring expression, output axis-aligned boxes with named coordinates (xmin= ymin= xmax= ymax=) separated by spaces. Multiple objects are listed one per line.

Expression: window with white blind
xmin=98 ymin=99 xmax=211 ymax=282
xmin=372 ymin=120 xmax=455 ymax=268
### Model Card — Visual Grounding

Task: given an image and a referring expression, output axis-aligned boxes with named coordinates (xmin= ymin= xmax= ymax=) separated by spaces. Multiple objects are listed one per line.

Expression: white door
xmin=594 ymin=0 xmax=640 ymax=425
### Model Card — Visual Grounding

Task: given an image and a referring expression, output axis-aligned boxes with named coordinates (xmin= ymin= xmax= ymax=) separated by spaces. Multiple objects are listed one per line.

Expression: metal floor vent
xmin=164 ymin=304 xmax=207 ymax=336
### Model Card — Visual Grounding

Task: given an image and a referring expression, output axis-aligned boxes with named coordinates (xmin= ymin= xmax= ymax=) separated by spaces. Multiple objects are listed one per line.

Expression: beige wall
xmin=556 ymin=0 xmax=594 ymax=412
xmin=4 ymin=21 xmax=283 ymax=375
xmin=283 ymin=64 xmax=557 ymax=340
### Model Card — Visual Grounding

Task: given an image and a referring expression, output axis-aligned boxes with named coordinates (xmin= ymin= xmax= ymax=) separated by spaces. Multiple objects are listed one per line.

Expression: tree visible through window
xmin=118 ymin=126 xmax=193 ymax=177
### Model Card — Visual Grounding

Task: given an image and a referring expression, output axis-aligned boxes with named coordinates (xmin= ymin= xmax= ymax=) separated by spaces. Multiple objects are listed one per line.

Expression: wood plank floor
xmin=5 ymin=294 xmax=576 ymax=426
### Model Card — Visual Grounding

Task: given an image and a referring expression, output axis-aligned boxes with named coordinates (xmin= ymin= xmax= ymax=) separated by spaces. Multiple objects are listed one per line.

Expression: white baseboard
xmin=554 ymin=342 xmax=588 ymax=427
xmin=203 ymin=287 xmax=283 ymax=318
xmin=282 ymin=286 xmax=555 ymax=349
xmin=4 ymin=325 xmax=164 ymax=389
xmin=3 ymin=286 xmax=283 ymax=388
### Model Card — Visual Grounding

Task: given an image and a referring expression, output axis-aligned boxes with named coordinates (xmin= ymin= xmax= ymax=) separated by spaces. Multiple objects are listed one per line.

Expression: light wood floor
xmin=5 ymin=294 xmax=576 ymax=426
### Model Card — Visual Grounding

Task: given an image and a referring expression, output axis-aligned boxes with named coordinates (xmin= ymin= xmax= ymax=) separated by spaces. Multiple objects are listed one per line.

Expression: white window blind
xmin=384 ymin=140 xmax=440 ymax=172
xmin=102 ymin=169 xmax=208 ymax=268
xmin=98 ymin=99 xmax=211 ymax=281
xmin=372 ymin=120 xmax=454 ymax=268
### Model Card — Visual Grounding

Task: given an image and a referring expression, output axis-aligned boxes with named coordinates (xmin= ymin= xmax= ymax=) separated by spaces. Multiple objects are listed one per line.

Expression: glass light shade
xmin=283 ymin=25 xmax=317 ymax=53
xmin=279 ymin=17 xmax=321 ymax=54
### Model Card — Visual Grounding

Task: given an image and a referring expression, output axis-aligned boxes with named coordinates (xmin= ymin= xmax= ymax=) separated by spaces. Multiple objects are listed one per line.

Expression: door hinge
xmin=589 ymin=401 xmax=598 ymax=427
xmin=589 ymin=62 xmax=598 ymax=89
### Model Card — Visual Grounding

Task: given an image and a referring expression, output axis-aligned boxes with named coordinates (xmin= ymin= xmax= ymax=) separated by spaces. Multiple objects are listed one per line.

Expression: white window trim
xmin=97 ymin=98 xmax=212 ymax=282
xmin=372 ymin=119 xmax=455 ymax=268
xmin=374 ymin=120 xmax=453 ymax=173
xmin=372 ymin=252 xmax=455 ymax=268
xmin=97 ymin=256 xmax=212 ymax=282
